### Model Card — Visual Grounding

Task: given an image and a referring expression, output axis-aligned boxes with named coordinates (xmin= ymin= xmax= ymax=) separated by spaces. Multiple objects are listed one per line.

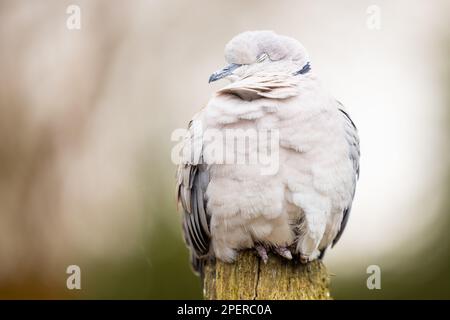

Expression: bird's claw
xmin=300 ymin=249 xmax=321 ymax=264
xmin=255 ymin=245 xmax=268 ymax=264
xmin=256 ymin=245 xmax=293 ymax=263
xmin=300 ymin=254 xmax=310 ymax=264
xmin=274 ymin=246 xmax=293 ymax=260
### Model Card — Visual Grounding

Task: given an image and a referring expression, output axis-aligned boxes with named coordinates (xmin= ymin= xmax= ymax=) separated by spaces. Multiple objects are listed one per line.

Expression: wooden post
xmin=203 ymin=250 xmax=331 ymax=300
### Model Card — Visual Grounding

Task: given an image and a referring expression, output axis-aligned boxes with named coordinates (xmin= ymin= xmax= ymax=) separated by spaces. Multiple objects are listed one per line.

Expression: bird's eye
xmin=256 ymin=53 xmax=268 ymax=63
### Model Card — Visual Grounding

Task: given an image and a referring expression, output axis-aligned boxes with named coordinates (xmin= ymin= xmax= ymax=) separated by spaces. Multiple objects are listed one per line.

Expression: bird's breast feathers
xmin=201 ymin=89 xmax=355 ymax=233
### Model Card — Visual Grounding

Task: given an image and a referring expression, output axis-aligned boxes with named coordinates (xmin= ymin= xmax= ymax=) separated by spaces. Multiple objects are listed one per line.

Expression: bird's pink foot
xmin=255 ymin=245 xmax=268 ymax=264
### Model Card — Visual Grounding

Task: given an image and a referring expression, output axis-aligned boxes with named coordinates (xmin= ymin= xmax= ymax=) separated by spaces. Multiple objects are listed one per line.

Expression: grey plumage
xmin=332 ymin=107 xmax=360 ymax=246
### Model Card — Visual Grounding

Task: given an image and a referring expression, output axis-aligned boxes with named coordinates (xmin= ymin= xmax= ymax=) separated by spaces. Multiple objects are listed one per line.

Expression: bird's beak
xmin=208 ymin=63 xmax=241 ymax=83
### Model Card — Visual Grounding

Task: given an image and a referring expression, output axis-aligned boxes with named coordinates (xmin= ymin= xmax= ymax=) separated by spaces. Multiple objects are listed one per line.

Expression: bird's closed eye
xmin=256 ymin=53 xmax=268 ymax=63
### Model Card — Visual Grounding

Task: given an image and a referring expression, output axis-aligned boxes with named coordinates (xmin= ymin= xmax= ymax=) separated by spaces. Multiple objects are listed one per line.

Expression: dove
xmin=176 ymin=30 xmax=359 ymax=274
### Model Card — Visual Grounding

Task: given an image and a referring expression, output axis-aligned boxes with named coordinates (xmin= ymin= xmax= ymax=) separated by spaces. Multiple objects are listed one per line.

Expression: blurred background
xmin=0 ymin=0 xmax=448 ymax=299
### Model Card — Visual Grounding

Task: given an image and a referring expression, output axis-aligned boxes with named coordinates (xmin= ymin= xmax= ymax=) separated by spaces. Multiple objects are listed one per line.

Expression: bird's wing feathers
xmin=332 ymin=104 xmax=360 ymax=246
xmin=176 ymin=118 xmax=211 ymax=273
xmin=217 ymin=73 xmax=300 ymax=100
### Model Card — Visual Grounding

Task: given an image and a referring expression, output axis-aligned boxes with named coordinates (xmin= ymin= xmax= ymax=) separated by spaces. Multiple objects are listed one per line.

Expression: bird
xmin=176 ymin=30 xmax=360 ymax=274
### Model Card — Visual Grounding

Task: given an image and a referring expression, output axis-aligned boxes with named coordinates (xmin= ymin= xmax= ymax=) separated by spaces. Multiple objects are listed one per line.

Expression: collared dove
xmin=176 ymin=30 xmax=360 ymax=274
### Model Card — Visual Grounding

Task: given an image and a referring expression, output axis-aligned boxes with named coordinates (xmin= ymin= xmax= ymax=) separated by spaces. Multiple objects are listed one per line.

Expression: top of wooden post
xmin=203 ymin=250 xmax=331 ymax=300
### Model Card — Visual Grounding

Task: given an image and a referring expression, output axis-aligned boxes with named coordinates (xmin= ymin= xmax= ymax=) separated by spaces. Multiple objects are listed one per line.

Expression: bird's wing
xmin=332 ymin=103 xmax=360 ymax=246
xmin=176 ymin=117 xmax=211 ymax=274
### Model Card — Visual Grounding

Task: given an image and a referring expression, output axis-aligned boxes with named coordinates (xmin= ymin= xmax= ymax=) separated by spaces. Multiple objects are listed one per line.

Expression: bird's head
xmin=209 ymin=30 xmax=311 ymax=84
